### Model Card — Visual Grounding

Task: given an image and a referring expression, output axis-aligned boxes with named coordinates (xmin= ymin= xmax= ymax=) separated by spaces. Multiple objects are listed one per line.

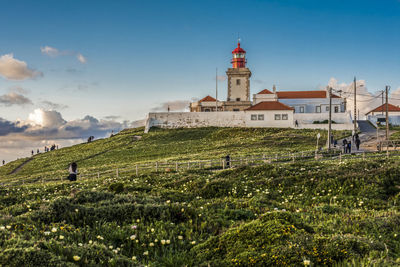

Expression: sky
xmin=1 ymin=0 xmax=400 ymax=162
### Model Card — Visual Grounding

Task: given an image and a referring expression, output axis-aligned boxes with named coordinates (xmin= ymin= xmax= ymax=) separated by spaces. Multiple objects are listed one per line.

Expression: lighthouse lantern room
xmin=231 ymin=42 xmax=247 ymax=68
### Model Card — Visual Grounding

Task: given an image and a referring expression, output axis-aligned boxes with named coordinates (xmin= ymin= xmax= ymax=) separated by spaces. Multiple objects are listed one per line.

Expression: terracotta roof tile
xmin=366 ymin=103 xmax=400 ymax=115
xmin=276 ymin=90 xmax=340 ymax=99
xmin=246 ymin=101 xmax=294 ymax=111
xmin=257 ymin=89 xmax=273 ymax=94
xmin=199 ymin=95 xmax=216 ymax=102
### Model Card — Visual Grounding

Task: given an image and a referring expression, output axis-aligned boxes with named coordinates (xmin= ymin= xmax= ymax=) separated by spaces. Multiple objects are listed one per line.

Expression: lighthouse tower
xmin=224 ymin=40 xmax=252 ymax=111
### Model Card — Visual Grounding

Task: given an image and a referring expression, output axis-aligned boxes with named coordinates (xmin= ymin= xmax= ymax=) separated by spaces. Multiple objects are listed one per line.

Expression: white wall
xmin=368 ymin=114 xmax=400 ymax=126
xmin=297 ymin=124 xmax=354 ymax=130
xmin=145 ymin=110 xmax=352 ymax=132
xmin=229 ymin=77 xmax=248 ymax=101
xmin=245 ymin=110 xmax=294 ymax=127
xmin=145 ymin=112 xmax=246 ymax=132
xmin=294 ymin=111 xmax=353 ymax=124
xmin=280 ymin=98 xmax=345 ymax=113
xmin=145 ymin=111 xmax=294 ymax=132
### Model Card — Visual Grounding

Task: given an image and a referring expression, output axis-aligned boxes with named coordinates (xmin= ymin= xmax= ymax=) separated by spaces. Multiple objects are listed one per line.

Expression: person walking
xmin=342 ymin=139 xmax=348 ymax=153
xmin=355 ymin=137 xmax=361 ymax=151
xmin=295 ymin=120 xmax=299 ymax=127
xmin=67 ymin=162 xmax=78 ymax=181
xmin=347 ymin=141 xmax=352 ymax=154
xmin=2 ymin=160 xmax=5 ymax=165
xmin=31 ymin=150 xmax=34 ymax=156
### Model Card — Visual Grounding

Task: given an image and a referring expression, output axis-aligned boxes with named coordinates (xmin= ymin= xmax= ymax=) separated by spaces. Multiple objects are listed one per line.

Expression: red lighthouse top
xmin=231 ymin=41 xmax=246 ymax=68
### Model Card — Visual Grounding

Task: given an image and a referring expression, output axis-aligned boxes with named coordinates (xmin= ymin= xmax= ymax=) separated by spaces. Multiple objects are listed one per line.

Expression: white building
xmin=253 ymin=87 xmax=346 ymax=114
xmin=366 ymin=103 xmax=400 ymax=126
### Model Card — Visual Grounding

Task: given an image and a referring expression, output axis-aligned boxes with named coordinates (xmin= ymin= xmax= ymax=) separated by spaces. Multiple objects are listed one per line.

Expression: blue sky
xmin=1 ymin=0 xmax=400 ymax=160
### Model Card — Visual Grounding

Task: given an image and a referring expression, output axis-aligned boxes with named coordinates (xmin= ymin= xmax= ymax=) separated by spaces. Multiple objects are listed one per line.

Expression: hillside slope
xmin=0 ymin=127 xmax=350 ymax=181
xmin=1 ymin=155 xmax=400 ymax=266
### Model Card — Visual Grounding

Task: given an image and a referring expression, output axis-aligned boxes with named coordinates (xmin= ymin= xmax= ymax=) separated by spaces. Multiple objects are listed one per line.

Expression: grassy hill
xmin=2 ymin=127 xmax=400 ymax=266
xmin=0 ymin=127 xmax=350 ymax=181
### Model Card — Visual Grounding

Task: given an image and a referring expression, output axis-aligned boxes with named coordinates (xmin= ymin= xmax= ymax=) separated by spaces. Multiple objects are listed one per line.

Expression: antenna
xmin=216 ymin=68 xmax=218 ymax=112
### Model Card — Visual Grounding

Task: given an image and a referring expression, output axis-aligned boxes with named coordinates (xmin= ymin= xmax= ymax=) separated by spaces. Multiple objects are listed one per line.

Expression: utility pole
xmin=215 ymin=68 xmax=218 ymax=112
xmin=381 ymin=90 xmax=384 ymax=115
xmin=327 ymin=87 xmax=332 ymax=150
xmin=353 ymin=77 xmax=357 ymax=134
xmin=386 ymin=85 xmax=390 ymax=140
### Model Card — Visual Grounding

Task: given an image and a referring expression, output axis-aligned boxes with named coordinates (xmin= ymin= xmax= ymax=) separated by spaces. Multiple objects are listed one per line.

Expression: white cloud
xmin=40 ymin=100 xmax=68 ymax=110
xmin=0 ymin=92 xmax=33 ymax=106
xmin=41 ymin=46 xmax=87 ymax=64
xmin=27 ymin=109 xmax=66 ymax=128
xmin=0 ymin=54 xmax=43 ymax=80
xmin=151 ymin=100 xmax=190 ymax=112
xmin=40 ymin=46 xmax=63 ymax=57
xmin=0 ymin=108 xmax=142 ymax=162
xmin=76 ymin=53 xmax=87 ymax=64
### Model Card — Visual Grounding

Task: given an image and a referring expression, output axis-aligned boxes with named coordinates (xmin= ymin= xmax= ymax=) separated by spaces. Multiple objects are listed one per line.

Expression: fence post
xmin=292 ymin=153 xmax=295 ymax=162
xmin=116 ymin=168 xmax=119 ymax=178
xmin=136 ymin=165 xmax=138 ymax=176
xmin=155 ymin=162 xmax=158 ymax=172
xmin=188 ymin=162 xmax=190 ymax=170
xmin=363 ymin=152 xmax=365 ymax=160
xmin=97 ymin=172 xmax=100 ymax=179
xmin=339 ymin=152 xmax=342 ymax=162
xmin=175 ymin=162 xmax=178 ymax=172
xmin=222 ymin=159 xmax=225 ymax=170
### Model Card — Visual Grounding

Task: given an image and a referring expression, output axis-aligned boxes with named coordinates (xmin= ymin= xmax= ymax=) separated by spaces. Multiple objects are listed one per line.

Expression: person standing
xmin=342 ymin=139 xmax=348 ymax=153
xmin=225 ymin=155 xmax=231 ymax=168
xmin=31 ymin=150 xmax=34 ymax=156
xmin=67 ymin=162 xmax=78 ymax=181
xmin=355 ymin=137 xmax=361 ymax=151
xmin=347 ymin=141 xmax=352 ymax=154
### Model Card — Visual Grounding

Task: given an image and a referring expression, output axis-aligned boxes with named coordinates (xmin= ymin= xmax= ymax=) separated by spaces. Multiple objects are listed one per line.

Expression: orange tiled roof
xmin=257 ymin=89 xmax=274 ymax=94
xmin=276 ymin=90 xmax=340 ymax=99
xmin=246 ymin=101 xmax=294 ymax=111
xmin=366 ymin=103 xmax=400 ymax=115
xmin=199 ymin=95 xmax=216 ymax=102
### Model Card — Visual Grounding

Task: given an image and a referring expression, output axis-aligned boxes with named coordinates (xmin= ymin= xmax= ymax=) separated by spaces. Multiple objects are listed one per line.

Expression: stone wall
xmin=145 ymin=112 xmax=246 ymax=132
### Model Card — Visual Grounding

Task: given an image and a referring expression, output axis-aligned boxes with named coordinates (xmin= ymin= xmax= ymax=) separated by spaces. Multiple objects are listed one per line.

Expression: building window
xmin=233 ymin=109 xmax=240 ymax=112
xmin=275 ymin=114 xmax=281 ymax=120
xmin=204 ymin=109 xmax=210 ymax=112
xmin=251 ymin=114 xmax=257 ymax=120
xmin=236 ymin=79 xmax=241 ymax=85
xmin=300 ymin=106 xmax=304 ymax=113
xmin=282 ymin=114 xmax=288 ymax=120
xmin=258 ymin=114 xmax=264 ymax=120
xmin=334 ymin=106 xmax=339 ymax=113
xmin=236 ymin=98 xmax=241 ymax=101
xmin=326 ymin=106 xmax=329 ymax=111
xmin=316 ymin=106 xmax=321 ymax=113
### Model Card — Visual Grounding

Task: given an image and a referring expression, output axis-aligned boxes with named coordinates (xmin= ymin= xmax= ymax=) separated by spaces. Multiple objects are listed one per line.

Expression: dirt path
xmin=9 ymin=157 xmax=34 ymax=175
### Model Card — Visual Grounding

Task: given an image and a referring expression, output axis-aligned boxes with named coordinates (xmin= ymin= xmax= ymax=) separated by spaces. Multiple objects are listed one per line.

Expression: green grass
xmin=0 ymin=127 xmax=351 ymax=180
xmin=7 ymin=127 xmax=400 ymax=266
xmin=1 ymin=157 xmax=400 ymax=266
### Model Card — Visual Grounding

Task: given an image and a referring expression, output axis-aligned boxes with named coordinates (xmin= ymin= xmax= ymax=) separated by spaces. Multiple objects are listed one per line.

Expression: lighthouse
xmin=224 ymin=40 xmax=252 ymax=111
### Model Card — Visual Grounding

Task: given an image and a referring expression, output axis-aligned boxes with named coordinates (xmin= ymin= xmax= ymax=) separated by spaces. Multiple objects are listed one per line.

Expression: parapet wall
xmin=145 ymin=112 xmax=246 ymax=132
